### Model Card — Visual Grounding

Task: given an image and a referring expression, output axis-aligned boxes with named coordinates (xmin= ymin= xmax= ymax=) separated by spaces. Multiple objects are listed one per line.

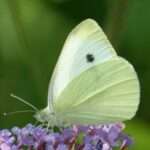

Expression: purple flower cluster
xmin=0 ymin=123 xmax=132 ymax=150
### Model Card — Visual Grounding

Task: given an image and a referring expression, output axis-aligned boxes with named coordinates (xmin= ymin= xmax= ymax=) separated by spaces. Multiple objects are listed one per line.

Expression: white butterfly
xmin=34 ymin=19 xmax=140 ymax=126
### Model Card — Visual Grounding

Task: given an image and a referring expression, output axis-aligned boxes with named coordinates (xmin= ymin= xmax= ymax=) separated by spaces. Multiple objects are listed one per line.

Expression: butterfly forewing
xmin=48 ymin=19 xmax=117 ymax=107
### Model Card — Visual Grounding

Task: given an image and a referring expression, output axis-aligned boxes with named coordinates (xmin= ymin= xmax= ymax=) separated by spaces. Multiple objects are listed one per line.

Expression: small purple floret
xmin=0 ymin=123 xmax=132 ymax=150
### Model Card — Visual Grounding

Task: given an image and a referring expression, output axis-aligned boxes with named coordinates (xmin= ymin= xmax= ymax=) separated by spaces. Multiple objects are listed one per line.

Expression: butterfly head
xmin=34 ymin=107 xmax=51 ymax=123
xmin=34 ymin=107 xmax=60 ymax=127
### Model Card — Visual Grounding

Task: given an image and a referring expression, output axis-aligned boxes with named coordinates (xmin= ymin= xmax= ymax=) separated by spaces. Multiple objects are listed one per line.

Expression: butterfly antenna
xmin=3 ymin=110 xmax=35 ymax=117
xmin=10 ymin=93 xmax=39 ymax=111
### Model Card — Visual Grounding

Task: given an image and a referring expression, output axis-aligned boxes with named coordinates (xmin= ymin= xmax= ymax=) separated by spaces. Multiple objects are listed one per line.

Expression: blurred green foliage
xmin=0 ymin=0 xmax=150 ymax=149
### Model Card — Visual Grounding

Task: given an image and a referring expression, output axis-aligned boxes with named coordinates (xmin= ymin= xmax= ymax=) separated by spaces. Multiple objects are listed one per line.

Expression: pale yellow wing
xmin=54 ymin=57 xmax=140 ymax=125
xmin=48 ymin=19 xmax=117 ymax=109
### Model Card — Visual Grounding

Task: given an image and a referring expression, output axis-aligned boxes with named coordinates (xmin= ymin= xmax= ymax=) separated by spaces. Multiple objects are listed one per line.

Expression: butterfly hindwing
xmin=54 ymin=57 xmax=140 ymax=125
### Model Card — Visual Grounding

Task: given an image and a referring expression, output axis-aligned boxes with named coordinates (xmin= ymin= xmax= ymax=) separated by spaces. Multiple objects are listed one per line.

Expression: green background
xmin=0 ymin=0 xmax=150 ymax=149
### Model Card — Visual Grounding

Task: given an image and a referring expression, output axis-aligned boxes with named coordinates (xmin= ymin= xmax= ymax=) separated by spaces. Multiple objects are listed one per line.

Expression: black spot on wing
xmin=86 ymin=54 xmax=95 ymax=63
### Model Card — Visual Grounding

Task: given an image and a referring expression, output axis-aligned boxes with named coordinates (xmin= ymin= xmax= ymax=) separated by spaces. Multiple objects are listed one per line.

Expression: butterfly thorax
xmin=34 ymin=107 xmax=62 ymax=127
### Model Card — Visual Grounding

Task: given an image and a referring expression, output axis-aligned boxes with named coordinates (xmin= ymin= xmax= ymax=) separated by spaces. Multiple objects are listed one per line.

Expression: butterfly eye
xmin=86 ymin=54 xmax=95 ymax=63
